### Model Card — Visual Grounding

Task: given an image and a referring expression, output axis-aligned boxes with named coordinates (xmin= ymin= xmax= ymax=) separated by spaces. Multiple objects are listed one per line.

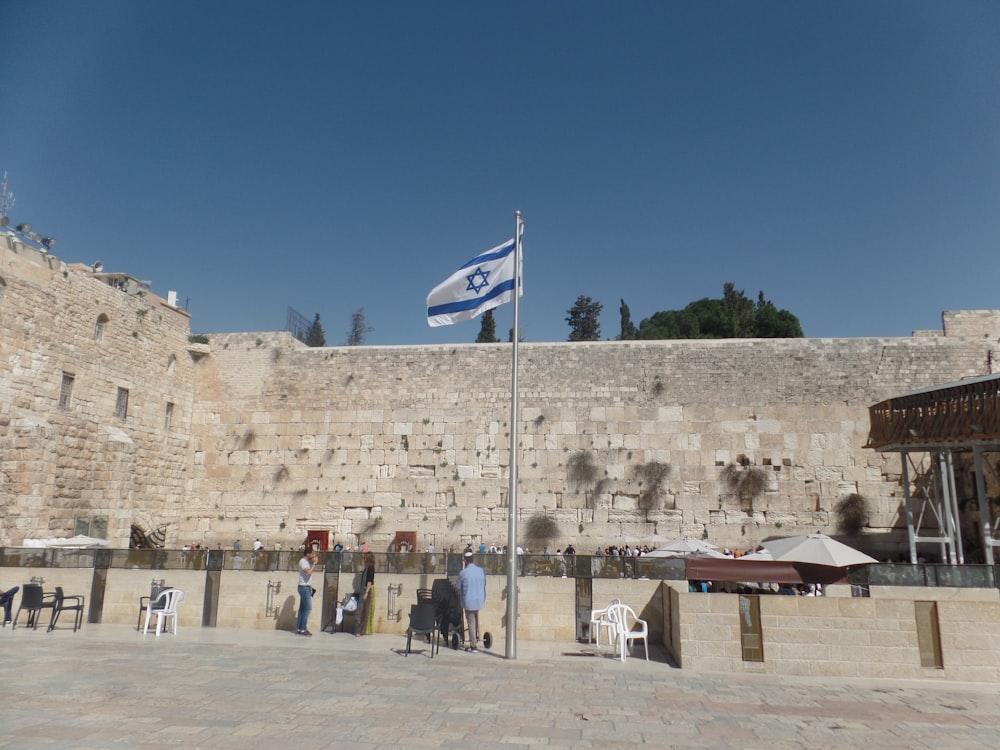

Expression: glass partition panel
xmin=931 ymin=564 xmax=995 ymax=588
xmin=865 ymin=563 xmax=928 ymax=586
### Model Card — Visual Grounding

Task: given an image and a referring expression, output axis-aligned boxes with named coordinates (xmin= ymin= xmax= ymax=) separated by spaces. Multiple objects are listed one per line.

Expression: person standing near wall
xmin=457 ymin=551 xmax=486 ymax=652
xmin=1 ymin=585 xmax=19 ymax=624
xmin=354 ymin=551 xmax=376 ymax=637
xmin=296 ymin=547 xmax=317 ymax=636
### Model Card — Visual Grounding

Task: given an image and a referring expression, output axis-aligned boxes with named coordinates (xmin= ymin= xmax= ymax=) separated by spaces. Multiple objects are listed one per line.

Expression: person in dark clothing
xmin=1 ymin=586 xmax=20 ymax=625
xmin=354 ymin=552 xmax=376 ymax=636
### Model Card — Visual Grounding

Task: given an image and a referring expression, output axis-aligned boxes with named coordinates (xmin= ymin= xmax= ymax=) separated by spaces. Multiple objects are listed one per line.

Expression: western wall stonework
xmin=2 ymin=233 xmax=998 ymax=552
xmin=190 ymin=328 xmax=995 ymax=555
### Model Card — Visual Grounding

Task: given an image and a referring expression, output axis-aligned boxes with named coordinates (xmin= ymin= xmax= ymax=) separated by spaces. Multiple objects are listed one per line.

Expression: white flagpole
xmin=504 ymin=210 xmax=522 ymax=660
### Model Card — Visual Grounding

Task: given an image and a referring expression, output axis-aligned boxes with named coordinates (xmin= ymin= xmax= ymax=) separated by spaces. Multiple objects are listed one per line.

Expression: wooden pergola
xmin=867 ymin=373 xmax=1000 ymax=564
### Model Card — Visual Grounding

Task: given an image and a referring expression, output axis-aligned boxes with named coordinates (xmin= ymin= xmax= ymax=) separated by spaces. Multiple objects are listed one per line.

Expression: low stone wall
xmin=668 ymin=584 xmax=1000 ymax=682
xmin=0 ymin=566 xmax=608 ymax=642
xmin=7 ymin=564 xmax=999 ymax=682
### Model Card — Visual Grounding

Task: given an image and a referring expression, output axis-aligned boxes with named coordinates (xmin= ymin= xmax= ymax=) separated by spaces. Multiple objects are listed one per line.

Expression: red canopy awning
xmin=685 ymin=558 xmax=851 ymax=585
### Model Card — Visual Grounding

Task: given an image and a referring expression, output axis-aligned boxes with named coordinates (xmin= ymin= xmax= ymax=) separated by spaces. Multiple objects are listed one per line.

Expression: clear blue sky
xmin=2 ymin=1 xmax=998 ymax=345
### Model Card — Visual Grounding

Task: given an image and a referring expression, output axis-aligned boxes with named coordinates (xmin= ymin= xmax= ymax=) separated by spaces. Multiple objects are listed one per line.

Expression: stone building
xmin=2 ymin=224 xmax=998 ymax=555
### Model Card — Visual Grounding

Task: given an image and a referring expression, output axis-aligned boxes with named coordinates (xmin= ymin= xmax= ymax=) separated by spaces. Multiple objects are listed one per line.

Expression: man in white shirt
xmin=296 ymin=548 xmax=317 ymax=636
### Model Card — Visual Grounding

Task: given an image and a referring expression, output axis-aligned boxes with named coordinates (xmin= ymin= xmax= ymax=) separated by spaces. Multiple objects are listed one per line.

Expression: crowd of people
xmin=689 ymin=580 xmax=825 ymax=596
xmin=593 ymin=544 xmax=652 ymax=557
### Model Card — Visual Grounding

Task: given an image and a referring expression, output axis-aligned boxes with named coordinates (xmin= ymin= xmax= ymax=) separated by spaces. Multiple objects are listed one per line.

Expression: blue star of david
xmin=465 ymin=267 xmax=490 ymax=294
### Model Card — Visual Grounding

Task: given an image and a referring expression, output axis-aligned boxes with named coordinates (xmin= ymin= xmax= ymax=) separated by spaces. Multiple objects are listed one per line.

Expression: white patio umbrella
xmin=684 ymin=548 xmax=729 ymax=559
xmin=645 ymin=537 xmax=720 ymax=557
xmin=44 ymin=535 xmax=110 ymax=549
xmin=738 ymin=548 xmax=773 ymax=561
xmin=762 ymin=534 xmax=876 ymax=567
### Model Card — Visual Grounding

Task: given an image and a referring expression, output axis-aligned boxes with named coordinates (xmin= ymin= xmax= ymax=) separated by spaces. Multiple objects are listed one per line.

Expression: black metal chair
xmin=47 ymin=586 xmax=85 ymax=632
xmin=405 ymin=602 xmax=439 ymax=658
xmin=12 ymin=584 xmax=56 ymax=630
xmin=431 ymin=578 xmax=464 ymax=650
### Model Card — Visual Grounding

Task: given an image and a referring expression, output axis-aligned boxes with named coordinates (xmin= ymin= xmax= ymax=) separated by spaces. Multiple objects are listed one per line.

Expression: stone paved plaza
xmin=3 ymin=624 xmax=1000 ymax=749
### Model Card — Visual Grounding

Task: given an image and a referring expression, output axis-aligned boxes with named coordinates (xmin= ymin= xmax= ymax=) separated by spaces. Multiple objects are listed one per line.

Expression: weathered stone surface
xmin=2 ymin=234 xmax=999 ymax=554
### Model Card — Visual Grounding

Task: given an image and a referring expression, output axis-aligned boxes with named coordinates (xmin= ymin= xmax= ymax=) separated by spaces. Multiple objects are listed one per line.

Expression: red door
xmin=305 ymin=530 xmax=329 ymax=551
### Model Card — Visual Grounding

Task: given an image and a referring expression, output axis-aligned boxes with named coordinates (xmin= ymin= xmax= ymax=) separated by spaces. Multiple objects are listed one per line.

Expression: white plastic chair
xmin=609 ymin=603 xmax=649 ymax=662
xmin=589 ymin=599 xmax=620 ymax=647
xmin=143 ymin=588 xmax=184 ymax=636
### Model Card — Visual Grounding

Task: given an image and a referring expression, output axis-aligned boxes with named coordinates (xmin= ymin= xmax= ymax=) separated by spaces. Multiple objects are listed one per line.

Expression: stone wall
xmin=188 ymin=332 xmax=995 ymax=554
xmin=0 ymin=234 xmax=195 ymax=545
xmin=667 ymin=584 xmax=1000 ymax=682
xmin=943 ymin=310 xmax=1000 ymax=339
xmin=1 ymin=236 xmax=998 ymax=553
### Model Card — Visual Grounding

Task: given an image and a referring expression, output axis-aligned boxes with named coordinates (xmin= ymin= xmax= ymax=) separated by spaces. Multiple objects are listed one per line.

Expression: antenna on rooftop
xmin=0 ymin=171 xmax=14 ymax=219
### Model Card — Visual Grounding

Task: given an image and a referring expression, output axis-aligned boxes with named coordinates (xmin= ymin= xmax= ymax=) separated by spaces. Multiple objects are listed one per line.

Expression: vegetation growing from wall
xmin=635 ymin=460 xmax=672 ymax=510
xmin=721 ymin=462 xmax=769 ymax=512
xmin=524 ymin=513 xmax=559 ymax=547
xmin=567 ymin=451 xmax=599 ymax=485
xmin=834 ymin=493 xmax=868 ymax=535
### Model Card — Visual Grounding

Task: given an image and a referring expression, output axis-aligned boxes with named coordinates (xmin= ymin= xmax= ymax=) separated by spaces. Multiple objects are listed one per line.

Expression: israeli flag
xmin=426 ymin=236 xmax=522 ymax=327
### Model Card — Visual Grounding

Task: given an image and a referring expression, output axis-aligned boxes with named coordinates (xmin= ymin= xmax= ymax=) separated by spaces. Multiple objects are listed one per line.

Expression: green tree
xmin=305 ymin=313 xmax=326 ymax=347
xmin=722 ymin=283 xmax=755 ymax=337
xmin=637 ymin=284 xmax=802 ymax=340
xmin=754 ymin=291 xmax=804 ymax=337
xmin=618 ymin=299 xmax=638 ymax=340
xmin=476 ymin=309 xmax=500 ymax=343
xmin=566 ymin=296 xmax=602 ymax=341
xmin=345 ymin=307 xmax=373 ymax=346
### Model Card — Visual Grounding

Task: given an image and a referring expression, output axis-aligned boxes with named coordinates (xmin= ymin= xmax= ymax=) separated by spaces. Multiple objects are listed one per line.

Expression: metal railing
xmin=2 ymin=549 xmax=998 ymax=589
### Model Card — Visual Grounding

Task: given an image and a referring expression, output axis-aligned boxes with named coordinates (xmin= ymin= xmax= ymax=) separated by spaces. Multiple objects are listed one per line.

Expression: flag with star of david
xmin=426 ymin=235 xmax=523 ymax=327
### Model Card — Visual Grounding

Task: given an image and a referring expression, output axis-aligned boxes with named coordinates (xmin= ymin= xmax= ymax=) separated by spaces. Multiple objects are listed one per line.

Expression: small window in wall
xmin=165 ymin=401 xmax=174 ymax=430
xmin=75 ymin=515 xmax=108 ymax=539
xmin=167 ymin=354 xmax=177 ymax=376
xmin=0 ymin=276 xmax=6 ymax=302
xmin=115 ymin=387 xmax=129 ymax=419
xmin=915 ymin=601 xmax=944 ymax=669
xmin=59 ymin=372 xmax=75 ymax=409
xmin=94 ymin=313 xmax=109 ymax=342
xmin=92 ymin=516 xmax=108 ymax=538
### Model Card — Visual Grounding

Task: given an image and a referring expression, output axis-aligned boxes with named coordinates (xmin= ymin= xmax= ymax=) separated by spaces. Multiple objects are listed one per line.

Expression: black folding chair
xmin=12 ymin=584 xmax=56 ymax=630
xmin=405 ymin=602 xmax=439 ymax=658
xmin=48 ymin=586 xmax=85 ymax=632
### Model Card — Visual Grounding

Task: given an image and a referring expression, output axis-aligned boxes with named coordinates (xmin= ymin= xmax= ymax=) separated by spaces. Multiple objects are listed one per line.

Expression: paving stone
xmin=1 ymin=625 xmax=1000 ymax=749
